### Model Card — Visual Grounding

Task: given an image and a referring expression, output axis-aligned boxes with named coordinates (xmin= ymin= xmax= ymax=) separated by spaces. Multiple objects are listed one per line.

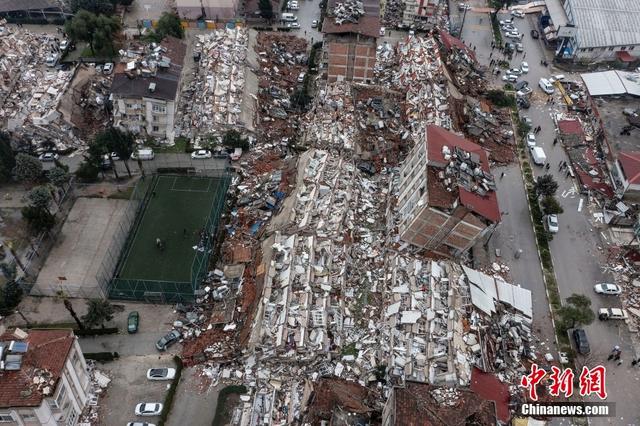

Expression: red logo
xmin=549 ymin=366 xmax=574 ymax=397
xmin=520 ymin=363 xmax=547 ymax=401
xmin=520 ymin=364 xmax=608 ymax=401
xmin=579 ymin=365 xmax=607 ymax=399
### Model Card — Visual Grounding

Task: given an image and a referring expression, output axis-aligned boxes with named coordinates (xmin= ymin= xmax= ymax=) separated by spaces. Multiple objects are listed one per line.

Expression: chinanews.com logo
xmin=518 ymin=363 xmax=615 ymax=417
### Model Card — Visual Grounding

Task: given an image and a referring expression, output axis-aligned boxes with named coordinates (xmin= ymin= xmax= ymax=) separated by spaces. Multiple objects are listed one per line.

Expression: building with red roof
xmin=0 ymin=329 xmax=90 ymax=425
xmin=396 ymin=125 xmax=500 ymax=257
xmin=615 ymin=151 xmax=640 ymax=200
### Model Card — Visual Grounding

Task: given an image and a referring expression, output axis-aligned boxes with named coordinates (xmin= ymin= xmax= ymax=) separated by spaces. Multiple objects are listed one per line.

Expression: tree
xmin=222 ymin=129 xmax=249 ymax=150
xmin=534 ymin=174 xmax=558 ymax=198
xmin=21 ymin=206 xmax=55 ymax=234
xmin=65 ymin=10 xmax=120 ymax=56
xmin=82 ymin=299 xmax=115 ymax=328
xmin=258 ymin=0 xmax=275 ymax=21
xmin=558 ymin=294 xmax=595 ymax=331
xmin=63 ymin=299 xmax=85 ymax=330
xmin=153 ymin=12 xmax=184 ymax=41
xmin=48 ymin=167 xmax=70 ymax=192
xmin=0 ymin=133 xmax=16 ymax=183
xmin=95 ymin=127 xmax=135 ymax=177
xmin=0 ymin=281 xmax=23 ymax=316
xmin=27 ymin=186 xmax=53 ymax=213
xmin=13 ymin=153 xmax=43 ymax=183
xmin=486 ymin=89 xmax=515 ymax=108
xmin=75 ymin=160 xmax=100 ymax=183
xmin=541 ymin=196 xmax=564 ymax=216
xmin=69 ymin=0 xmax=116 ymax=15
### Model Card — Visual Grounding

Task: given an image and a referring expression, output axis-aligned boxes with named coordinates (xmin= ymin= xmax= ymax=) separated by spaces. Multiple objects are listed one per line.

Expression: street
xmin=460 ymin=3 xmax=640 ymax=423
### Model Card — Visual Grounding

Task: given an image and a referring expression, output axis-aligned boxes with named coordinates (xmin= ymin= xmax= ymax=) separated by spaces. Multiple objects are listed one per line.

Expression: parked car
xmin=59 ymin=39 xmax=70 ymax=51
xmin=539 ymin=78 xmax=555 ymax=94
xmin=517 ymin=86 xmax=533 ymax=97
xmin=549 ymin=74 xmax=566 ymax=83
xmin=38 ymin=152 xmax=59 ymax=162
xmin=45 ymin=53 xmax=59 ymax=67
xmin=530 ymin=146 xmax=546 ymax=165
xmin=311 ymin=20 xmax=319 ymax=28
xmin=191 ymin=149 xmax=212 ymax=159
xmin=526 ymin=133 xmax=536 ymax=147
xmin=594 ymin=283 xmax=622 ymax=295
xmin=504 ymin=42 xmax=515 ymax=53
xmin=572 ymin=328 xmax=590 ymax=354
xmin=230 ymin=147 xmax=243 ymax=161
xmin=127 ymin=311 xmax=139 ymax=333
xmin=530 ymin=29 xmax=539 ymax=39
xmin=515 ymin=80 xmax=528 ymax=91
xmin=515 ymin=42 xmax=524 ymax=52
xmin=502 ymin=24 xmax=516 ymax=32
xmin=458 ymin=3 xmax=471 ymax=11
xmin=287 ymin=0 xmax=299 ymax=9
xmin=502 ymin=73 xmax=518 ymax=83
xmin=103 ymin=62 xmax=114 ymax=75
xmin=520 ymin=61 xmax=529 ymax=73
xmin=506 ymin=31 xmax=523 ymax=40
xmin=521 ymin=116 xmax=533 ymax=126
xmin=131 ymin=148 xmax=155 ymax=160
xmin=499 ymin=18 xmax=513 ymax=25
xmin=147 ymin=368 xmax=176 ymax=381
xmin=509 ymin=67 xmax=523 ymax=76
xmin=598 ymin=307 xmax=628 ymax=321
xmin=155 ymin=330 xmax=181 ymax=351
xmin=511 ymin=10 xmax=525 ymax=18
xmin=297 ymin=72 xmax=306 ymax=83
xmin=547 ymin=214 xmax=559 ymax=233
xmin=516 ymin=96 xmax=530 ymax=109
xmin=287 ymin=22 xmax=301 ymax=29
xmin=135 ymin=403 xmax=163 ymax=416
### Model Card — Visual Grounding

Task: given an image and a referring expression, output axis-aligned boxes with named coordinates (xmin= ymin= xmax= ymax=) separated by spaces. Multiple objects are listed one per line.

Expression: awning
xmin=617 ymin=51 xmax=636 ymax=63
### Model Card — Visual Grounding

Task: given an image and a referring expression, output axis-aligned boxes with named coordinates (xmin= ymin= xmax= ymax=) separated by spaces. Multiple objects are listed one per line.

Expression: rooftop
xmin=565 ymin=0 xmax=640 ymax=48
xmin=393 ymin=381 xmax=498 ymax=425
xmin=111 ymin=36 xmax=186 ymax=102
xmin=323 ymin=0 xmax=381 ymax=38
xmin=322 ymin=15 xmax=381 ymax=38
xmin=581 ymin=71 xmax=640 ymax=97
xmin=558 ymin=119 xmax=584 ymax=136
xmin=438 ymin=30 xmax=477 ymax=63
xmin=617 ymin=151 xmax=640 ymax=184
xmin=592 ymin=96 xmax=640 ymax=157
xmin=0 ymin=329 xmax=75 ymax=408
xmin=426 ymin=125 xmax=501 ymax=223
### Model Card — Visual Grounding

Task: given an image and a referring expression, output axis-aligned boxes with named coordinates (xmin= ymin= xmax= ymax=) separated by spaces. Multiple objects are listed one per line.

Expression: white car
xmin=191 ymin=149 xmax=212 ymax=159
xmin=547 ymin=214 xmax=558 ymax=233
xmin=499 ymin=18 xmax=513 ymax=25
xmin=135 ymin=403 xmax=163 ymax=416
xmin=103 ymin=62 xmax=114 ymax=75
xmin=311 ymin=20 xmax=319 ymax=28
xmin=297 ymin=72 xmax=306 ymax=83
xmin=520 ymin=61 xmax=529 ymax=73
xmin=594 ymin=283 xmax=622 ymax=295
xmin=45 ymin=53 xmax=59 ymax=67
xmin=515 ymin=42 xmax=524 ymax=52
xmin=38 ymin=152 xmax=59 ymax=162
xmin=526 ymin=133 xmax=536 ymax=147
xmin=59 ymin=39 xmax=69 ymax=51
xmin=549 ymin=74 xmax=566 ymax=83
xmin=147 ymin=368 xmax=176 ymax=381
xmin=509 ymin=67 xmax=523 ymax=76
xmin=287 ymin=22 xmax=301 ymax=29
xmin=511 ymin=10 xmax=525 ymax=18
xmin=506 ymin=31 xmax=523 ymax=40
xmin=502 ymin=73 xmax=518 ymax=83
xmin=501 ymin=24 xmax=516 ymax=32
xmin=287 ymin=1 xmax=299 ymax=9
xmin=517 ymin=86 xmax=533 ymax=97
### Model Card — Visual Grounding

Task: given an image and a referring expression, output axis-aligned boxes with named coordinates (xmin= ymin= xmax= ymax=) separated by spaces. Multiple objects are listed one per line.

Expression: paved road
xmin=283 ymin=0 xmax=323 ymax=44
xmin=167 ymin=369 xmax=221 ymax=426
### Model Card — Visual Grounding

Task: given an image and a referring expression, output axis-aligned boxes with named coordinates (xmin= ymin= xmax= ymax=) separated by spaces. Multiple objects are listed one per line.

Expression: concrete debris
xmin=79 ymin=361 xmax=111 ymax=425
xmin=176 ymin=27 xmax=248 ymax=140
xmin=333 ymin=0 xmax=366 ymax=25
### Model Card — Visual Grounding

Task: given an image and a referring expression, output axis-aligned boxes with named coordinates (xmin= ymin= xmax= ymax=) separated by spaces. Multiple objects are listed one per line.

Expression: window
xmin=20 ymin=411 xmax=37 ymax=422
xmin=0 ymin=413 xmax=13 ymax=422
xmin=620 ymin=46 xmax=627 ymax=50
xmin=125 ymin=103 xmax=133 ymax=108
xmin=65 ymin=409 xmax=78 ymax=426
xmin=630 ymin=46 xmax=635 ymax=50
xmin=588 ymin=48 xmax=594 ymax=52
xmin=152 ymin=126 xmax=160 ymax=132
xmin=153 ymin=115 xmax=158 ymax=122
xmin=56 ymin=385 xmax=67 ymax=407
xmin=152 ymin=104 xmax=166 ymax=113
xmin=609 ymin=47 xmax=615 ymax=51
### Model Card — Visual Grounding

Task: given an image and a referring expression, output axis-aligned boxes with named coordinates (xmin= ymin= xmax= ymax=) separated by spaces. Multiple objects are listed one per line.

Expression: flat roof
xmin=565 ymin=0 xmax=640 ymax=48
xmin=545 ymin=0 xmax=568 ymax=27
xmin=581 ymin=71 xmax=640 ymax=97
xmin=593 ymin=96 xmax=640 ymax=158
xmin=0 ymin=0 xmax=59 ymax=13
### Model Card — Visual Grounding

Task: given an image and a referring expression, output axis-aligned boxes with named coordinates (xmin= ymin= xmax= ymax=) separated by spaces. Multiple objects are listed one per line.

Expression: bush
xmin=84 ymin=352 xmax=119 ymax=362
xmin=158 ymin=356 xmax=184 ymax=425
xmin=75 ymin=161 xmax=100 ymax=182
xmin=74 ymin=327 xmax=118 ymax=336
xmin=213 ymin=385 xmax=248 ymax=426
xmin=486 ymin=90 xmax=516 ymax=108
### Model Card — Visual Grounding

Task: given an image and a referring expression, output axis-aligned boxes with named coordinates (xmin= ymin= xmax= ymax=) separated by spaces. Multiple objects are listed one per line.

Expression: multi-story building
xmin=396 ymin=125 xmax=500 ymax=257
xmin=111 ymin=36 xmax=186 ymax=143
xmin=176 ymin=0 xmax=238 ymax=20
xmin=0 ymin=329 xmax=91 ymax=425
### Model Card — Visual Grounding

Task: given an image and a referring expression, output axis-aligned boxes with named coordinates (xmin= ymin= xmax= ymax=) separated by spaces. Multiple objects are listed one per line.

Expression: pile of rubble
xmin=382 ymin=0 xmax=405 ymax=27
xmin=0 ymin=24 xmax=80 ymax=150
xmin=79 ymin=362 xmax=111 ymax=425
xmin=254 ymin=32 xmax=308 ymax=143
xmin=462 ymin=98 xmax=516 ymax=164
xmin=374 ymin=41 xmax=396 ymax=85
xmin=333 ymin=0 xmax=365 ymax=24
xmin=176 ymin=27 xmax=248 ymax=139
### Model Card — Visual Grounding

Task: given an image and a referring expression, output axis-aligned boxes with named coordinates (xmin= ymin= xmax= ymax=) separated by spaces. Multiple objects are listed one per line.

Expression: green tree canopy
xmin=222 ymin=129 xmax=249 ymax=150
xmin=541 ymin=195 xmax=564 ymax=216
xmin=258 ymin=0 xmax=275 ymax=21
xmin=65 ymin=10 xmax=120 ymax=55
xmin=27 ymin=186 xmax=53 ymax=212
xmin=558 ymin=293 xmax=595 ymax=331
xmin=69 ymin=0 xmax=116 ymax=14
xmin=21 ymin=206 xmax=55 ymax=234
xmin=82 ymin=299 xmax=115 ymax=328
xmin=535 ymin=174 xmax=559 ymax=198
xmin=13 ymin=153 xmax=43 ymax=183
xmin=47 ymin=167 xmax=70 ymax=188
xmin=75 ymin=160 xmax=100 ymax=183
xmin=153 ymin=12 xmax=184 ymax=41
xmin=0 ymin=133 xmax=16 ymax=183
xmin=95 ymin=127 xmax=135 ymax=177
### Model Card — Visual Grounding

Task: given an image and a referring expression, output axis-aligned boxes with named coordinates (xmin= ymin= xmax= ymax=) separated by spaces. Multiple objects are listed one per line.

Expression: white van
xmin=131 ymin=148 xmax=155 ymax=160
xmin=539 ymin=78 xmax=554 ymax=94
xmin=281 ymin=13 xmax=297 ymax=22
xmin=530 ymin=146 xmax=547 ymax=165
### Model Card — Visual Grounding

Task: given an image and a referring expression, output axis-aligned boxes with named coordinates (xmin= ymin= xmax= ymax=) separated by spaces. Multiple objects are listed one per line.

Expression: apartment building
xmin=0 ymin=329 xmax=91 ymax=426
xmin=111 ymin=36 xmax=186 ymax=143
xmin=396 ymin=125 xmax=500 ymax=257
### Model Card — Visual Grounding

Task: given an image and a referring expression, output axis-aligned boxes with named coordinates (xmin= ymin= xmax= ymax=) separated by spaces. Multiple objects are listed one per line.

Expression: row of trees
xmin=534 ymin=174 xmax=564 ymax=217
xmin=76 ymin=127 xmax=136 ymax=182
xmin=64 ymin=298 xmax=115 ymax=329
xmin=21 ymin=166 xmax=71 ymax=234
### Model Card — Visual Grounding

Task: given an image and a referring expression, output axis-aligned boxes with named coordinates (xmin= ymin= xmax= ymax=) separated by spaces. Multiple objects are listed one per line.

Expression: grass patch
xmin=158 ymin=356 xmax=183 ymax=426
xmin=154 ymin=137 xmax=189 ymax=153
xmin=107 ymin=186 xmax=135 ymax=200
xmin=213 ymin=385 xmax=248 ymax=426
xmin=341 ymin=343 xmax=357 ymax=356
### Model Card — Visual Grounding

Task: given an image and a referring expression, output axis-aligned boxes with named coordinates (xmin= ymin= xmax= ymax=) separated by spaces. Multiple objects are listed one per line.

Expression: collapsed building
xmin=395 ymin=125 xmax=500 ymax=257
xmin=111 ymin=36 xmax=186 ymax=143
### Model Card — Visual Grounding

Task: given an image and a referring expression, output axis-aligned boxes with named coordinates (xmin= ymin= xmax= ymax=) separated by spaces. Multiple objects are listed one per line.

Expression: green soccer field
xmin=117 ymin=175 xmax=224 ymax=283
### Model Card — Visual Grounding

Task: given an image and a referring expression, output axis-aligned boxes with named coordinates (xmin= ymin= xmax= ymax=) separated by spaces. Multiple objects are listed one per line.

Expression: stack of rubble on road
xmin=79 ymin=361 xmax=111 ymax=425
xmin=438 ymin=30 xmax=486 ymax=97
xmin=374 ymin=41 xmax=396 ymax=85
xmin=254 ymin=32 xmax=308 ymax=144
xmin=0 ymin=23 xmax=80 ymax=150
xmin=175 ymin=27 xmax=248 ymax=140
xmin=463 ymin=98 xmax=516 ymax=164
xmin=333 ymin=0 xmax=366 ymax=24
xmin=382 ymin=0 xmax=405 ymax=27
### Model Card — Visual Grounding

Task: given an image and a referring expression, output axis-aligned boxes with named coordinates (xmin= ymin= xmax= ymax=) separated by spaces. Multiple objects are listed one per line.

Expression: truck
xmin=529 ymin=146 xmax=547 ymax=165
xmin=598 ymin=307 xmax=628 ymax=321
